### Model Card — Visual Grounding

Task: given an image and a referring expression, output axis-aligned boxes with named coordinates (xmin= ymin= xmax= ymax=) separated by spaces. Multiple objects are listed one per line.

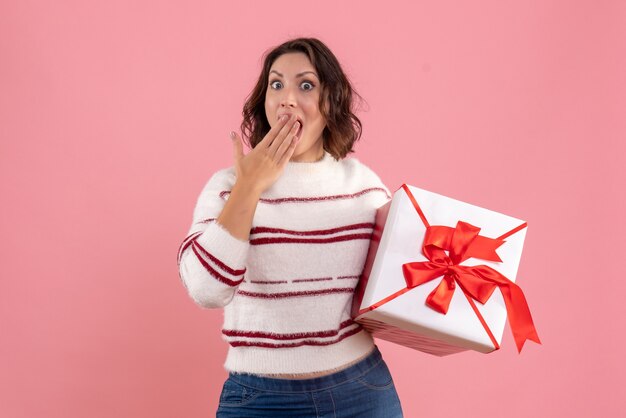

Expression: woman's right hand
xmin=229 ymin=114 xmax=301 ymax=194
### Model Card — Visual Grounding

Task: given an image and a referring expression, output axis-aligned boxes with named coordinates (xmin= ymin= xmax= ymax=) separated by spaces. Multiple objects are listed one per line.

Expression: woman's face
xmin=265 ymin=52 xmax=326 ymax=162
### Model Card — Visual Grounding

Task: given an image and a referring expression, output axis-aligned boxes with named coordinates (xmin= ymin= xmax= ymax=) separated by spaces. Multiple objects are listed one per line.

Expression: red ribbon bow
xmin=401 ymin=186 xmax=541 ymax=353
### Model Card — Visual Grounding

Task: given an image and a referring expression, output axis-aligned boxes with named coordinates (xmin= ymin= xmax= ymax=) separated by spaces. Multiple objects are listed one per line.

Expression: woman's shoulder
xmin=199 ymin=165 xmax=237 ymax=195
xmin=337 ymin=154 xmax=392 ymax=201
xmin=340 ymin=154 xmax=387 ymax=186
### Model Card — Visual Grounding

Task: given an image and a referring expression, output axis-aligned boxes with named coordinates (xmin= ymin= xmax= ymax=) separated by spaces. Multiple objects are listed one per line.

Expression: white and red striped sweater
xmin=177 ymin=150 xmax=391 ymax=375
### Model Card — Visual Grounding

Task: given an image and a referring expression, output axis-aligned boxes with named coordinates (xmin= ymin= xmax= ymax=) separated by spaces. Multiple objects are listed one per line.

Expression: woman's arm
xmin=177 ymin=170 xmax=256 ymax=309
xmin=215 ymin=180 xmax=262 ymax=241
xmin=178 ymin=116 xmax=301 ymax=308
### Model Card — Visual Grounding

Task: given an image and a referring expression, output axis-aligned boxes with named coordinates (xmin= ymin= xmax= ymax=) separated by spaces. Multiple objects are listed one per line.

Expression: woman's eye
xmin=269 ymin=80 xmax=315 ymax=91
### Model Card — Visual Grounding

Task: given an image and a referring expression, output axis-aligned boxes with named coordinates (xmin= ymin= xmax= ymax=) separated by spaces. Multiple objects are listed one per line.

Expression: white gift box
xmin=351 ymin=184 xmax=539 ymax=356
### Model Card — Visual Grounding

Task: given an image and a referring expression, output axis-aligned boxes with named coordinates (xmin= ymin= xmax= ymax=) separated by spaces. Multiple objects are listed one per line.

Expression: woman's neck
xmin=289 ymin=143 xmax=325 ymax=163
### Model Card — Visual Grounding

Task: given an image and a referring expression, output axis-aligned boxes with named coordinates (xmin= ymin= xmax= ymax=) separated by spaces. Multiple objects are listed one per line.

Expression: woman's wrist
xmin=233 ymin=179 xmax=263 ymax=197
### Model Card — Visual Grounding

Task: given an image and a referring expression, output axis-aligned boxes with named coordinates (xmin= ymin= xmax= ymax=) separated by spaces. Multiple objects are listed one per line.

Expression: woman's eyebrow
xmin=270 ymin=70 xmax=319 ymax=79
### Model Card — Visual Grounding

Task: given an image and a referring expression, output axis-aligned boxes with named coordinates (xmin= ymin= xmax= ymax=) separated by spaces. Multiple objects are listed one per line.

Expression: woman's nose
xmin=280 ymin=86 xmax=298 ymax=106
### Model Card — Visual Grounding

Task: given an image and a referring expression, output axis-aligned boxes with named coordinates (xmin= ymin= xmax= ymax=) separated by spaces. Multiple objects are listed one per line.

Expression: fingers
xmin=230 ymin=130 xmax=244 ymax=161
xmin=277 ymin=129 xmax=299 ymax=167
xmin=269 ymin=117 xmax=299 ymax=158
xmin=259 ymin=114 xmax=297 ymax=149
xmin=275 ymin=121 xmax=300 ymax=163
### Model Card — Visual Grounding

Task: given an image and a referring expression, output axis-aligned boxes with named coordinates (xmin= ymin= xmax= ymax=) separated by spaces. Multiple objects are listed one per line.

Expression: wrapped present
xmin=351 ymin=184 xmax=540 ymax=356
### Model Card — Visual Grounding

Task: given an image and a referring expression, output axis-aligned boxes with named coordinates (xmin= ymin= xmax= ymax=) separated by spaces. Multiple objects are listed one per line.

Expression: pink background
xmin=1 ymin=1 xmax=624 ymax=417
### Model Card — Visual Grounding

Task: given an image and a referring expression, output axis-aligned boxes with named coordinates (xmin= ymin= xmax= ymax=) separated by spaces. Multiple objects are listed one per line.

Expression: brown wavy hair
xmin=240 ymin=37 xmax=367 ymax=160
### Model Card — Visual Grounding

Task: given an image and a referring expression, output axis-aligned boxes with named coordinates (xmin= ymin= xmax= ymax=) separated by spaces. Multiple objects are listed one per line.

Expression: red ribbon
xmin=400 ymin=184 xmax=541 ymax=353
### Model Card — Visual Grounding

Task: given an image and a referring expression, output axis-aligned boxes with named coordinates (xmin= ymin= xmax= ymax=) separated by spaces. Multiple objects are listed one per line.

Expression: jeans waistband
xmin=227 ymin=345 xmax=383 ymax=392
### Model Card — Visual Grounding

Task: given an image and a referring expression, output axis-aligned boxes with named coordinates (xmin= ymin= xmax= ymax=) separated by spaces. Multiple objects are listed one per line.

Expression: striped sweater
xmin=177 ymin=150 xmax=391 ymax=375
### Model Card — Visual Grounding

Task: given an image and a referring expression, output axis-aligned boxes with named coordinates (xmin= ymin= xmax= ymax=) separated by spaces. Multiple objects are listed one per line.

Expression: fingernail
xmin=229 ymin=131 xmax=235 ymax=139
xmin=281 ymin=115 xmax=287 ymax=121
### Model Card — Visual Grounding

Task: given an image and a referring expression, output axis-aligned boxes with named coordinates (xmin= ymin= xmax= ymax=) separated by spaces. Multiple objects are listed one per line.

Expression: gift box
xmin=351 ymin=184 xmax=540 ymax=356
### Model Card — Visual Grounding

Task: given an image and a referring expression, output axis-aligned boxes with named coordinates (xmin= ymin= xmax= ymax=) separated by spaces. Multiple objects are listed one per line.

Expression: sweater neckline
xmin=281 ymin=150 xmax=336 ymax=180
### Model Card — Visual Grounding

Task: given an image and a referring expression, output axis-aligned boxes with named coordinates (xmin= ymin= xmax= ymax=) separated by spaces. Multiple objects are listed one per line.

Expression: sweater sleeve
xmin=377 ymin=178 xmax=393 ymax=206
xmin=176 ymin=169 xmax=250 ymax=308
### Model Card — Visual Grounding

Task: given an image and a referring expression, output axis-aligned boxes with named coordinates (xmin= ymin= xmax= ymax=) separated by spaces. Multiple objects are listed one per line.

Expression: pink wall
xmin=1 ymin=1 xmax=624 ymax=417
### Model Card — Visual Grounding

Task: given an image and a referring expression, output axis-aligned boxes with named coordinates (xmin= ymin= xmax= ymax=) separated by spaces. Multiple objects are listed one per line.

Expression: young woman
xmin=177 ymin=37 xmax=404 ymax=417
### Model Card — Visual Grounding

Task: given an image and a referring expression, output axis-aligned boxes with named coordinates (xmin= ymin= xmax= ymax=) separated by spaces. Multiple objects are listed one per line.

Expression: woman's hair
xmin=240 ymin=37 xmax=367 ymax=160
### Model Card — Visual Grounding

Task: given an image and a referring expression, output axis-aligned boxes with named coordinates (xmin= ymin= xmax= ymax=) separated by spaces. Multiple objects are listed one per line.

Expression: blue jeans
xmin=215 ymin=345 xmax=403 ymax=417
